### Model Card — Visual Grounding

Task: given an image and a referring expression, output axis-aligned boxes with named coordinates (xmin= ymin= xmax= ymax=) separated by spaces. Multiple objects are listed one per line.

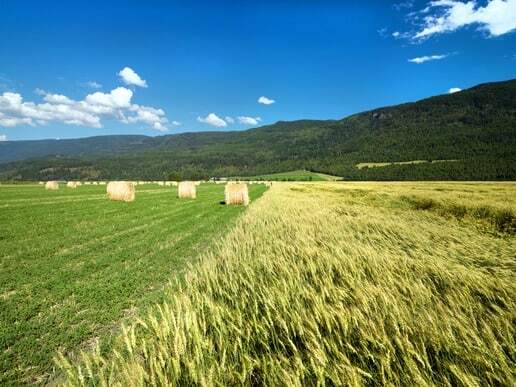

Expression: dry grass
xmin=106 ymin=181 xmax=136 ymax=202
xmin=178 ymin=181 xmax=196 ymax=199
xmin=45 ymin=181 xmax=59 ymax=190
xmin=56 ymin=182 xmax=515 ymax=386
xmin=225 ymin=183 xmax=250 ymax=205
xmin=355 ymin=160 xmax=458 ymax=169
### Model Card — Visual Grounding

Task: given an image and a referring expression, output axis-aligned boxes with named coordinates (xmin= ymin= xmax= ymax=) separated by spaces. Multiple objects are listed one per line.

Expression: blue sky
xmin=0 ymin=0 xmax=515 ymax=141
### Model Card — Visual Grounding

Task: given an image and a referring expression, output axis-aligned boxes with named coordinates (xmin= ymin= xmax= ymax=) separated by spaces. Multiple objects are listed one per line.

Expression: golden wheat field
xmin=56 ymin=182 xmax=516 ymax=386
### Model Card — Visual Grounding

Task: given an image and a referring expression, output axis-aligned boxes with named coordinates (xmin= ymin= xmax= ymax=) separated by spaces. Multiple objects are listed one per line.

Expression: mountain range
xmin=1 ymin=78 xmax=515 ymax=181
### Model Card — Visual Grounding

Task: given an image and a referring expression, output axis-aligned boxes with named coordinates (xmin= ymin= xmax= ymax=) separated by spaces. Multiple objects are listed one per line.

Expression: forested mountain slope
xmin=1 ymin=79 xmax=514 ymax=180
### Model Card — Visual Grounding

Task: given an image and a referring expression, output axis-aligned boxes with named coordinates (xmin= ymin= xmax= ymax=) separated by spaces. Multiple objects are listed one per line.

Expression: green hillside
xmin=0 ymin=78 xmax=515 ymax=181
xmin=239 ymin=170 xmax=341 ymax=181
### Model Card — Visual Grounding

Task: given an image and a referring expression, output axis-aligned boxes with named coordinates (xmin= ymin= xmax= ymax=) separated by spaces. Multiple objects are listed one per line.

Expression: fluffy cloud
xmin=258 ymin=96 xmax=275 ymax=105
xmin=118 ymin=67 xmax=148 ymax=88
xmin=237 ymin=116 xmax=261 ymax=125
xmin=43 ymin=93 xmax=74 ymax=105
xmin=414 ymin=0 xmax=516 ymax=39
xmin=124 ymin=104 xmax=168 ymax=131
xmin=0 ymin=108 xmax=38 ymax=127
xmin=0 ymin=87 xmax=169 ymax=131
xmin=197 ymin=113 xmax=227 ymax=127
xmin=225 ymin=116 xmax=235 ymax=124
xmin=448 ymin=87 xmax=462 ymax=93
xmin=408 ymin=54 xmax=447 ymax=63
xmin=0 ymin=134 xmax=6 ymax=141
xmin=0 ymin=68 xmax=170 ymax=130
xmin=85 ymin=87 xmax=133 ymax=108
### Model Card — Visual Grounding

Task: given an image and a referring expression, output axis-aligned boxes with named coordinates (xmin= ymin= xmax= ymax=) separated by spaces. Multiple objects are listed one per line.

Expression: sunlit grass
xmin=355 ymin=159 xmax=458 ymax=169
xmin=57 ymin=182 xmax=515 ymax=386
xmin=0 ymin=183 xmax=266 ymax=385
xmin=240 ymin=169 xmax=341 ymax=181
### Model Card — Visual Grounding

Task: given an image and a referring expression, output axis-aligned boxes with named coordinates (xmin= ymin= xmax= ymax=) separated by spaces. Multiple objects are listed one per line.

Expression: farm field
xmin=355 ymin=159 xmax=458 ymax=169
xmin=58 ymin=181 xmax=515 ymax=386
xmin=0 ymin=183 xmax=266 ymax=384
xmin=240 ymin=169 xmax=341 ymax=181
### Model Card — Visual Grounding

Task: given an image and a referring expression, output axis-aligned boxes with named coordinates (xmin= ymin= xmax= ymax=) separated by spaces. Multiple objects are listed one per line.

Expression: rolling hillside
xmin=238 ymin=170 xmax=341 ymax=181
xmin=0 ymin=78 xmax=515 ymax=181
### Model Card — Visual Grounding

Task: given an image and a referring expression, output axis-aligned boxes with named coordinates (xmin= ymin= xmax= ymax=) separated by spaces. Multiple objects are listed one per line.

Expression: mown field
xmin=355 ymin=159 xmax=457 ymax=169
xmin=57 ymin=182 xmax=515 ymax=386
xmin=240 ymin=170 xmax=341 ymax=181
xmin=0 ymin=183 xmax=266 ymax=384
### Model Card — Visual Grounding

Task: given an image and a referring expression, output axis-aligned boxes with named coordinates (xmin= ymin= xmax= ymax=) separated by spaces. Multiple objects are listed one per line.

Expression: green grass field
xmin=355 ymin=159 xmax=458 ymax=169
xmin=0 ymin=183 xmax=266 ymax=384
xmin=240 ymin=169 xmax=341 ymax=181
xmin=57 ymin=182 xmax=515 ymax=386
xmin=1 ymin=181 xmax=515 ymax=385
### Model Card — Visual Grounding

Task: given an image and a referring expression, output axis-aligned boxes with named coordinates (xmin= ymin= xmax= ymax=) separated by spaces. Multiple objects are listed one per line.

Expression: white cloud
xmin=124 ymin=104 xmax=168 ymax=132
xmin=408 ymin=54 xmax=448 ymax=63
xmin=0 ymin=86 xmax=169 ymax=131
xmin=413 ymin=0 xmax=516 ymax=39
xmin=0 ymin=134 xmax=6 ymax=141
xmin=85 ymin=87 xmax=133 ymax=108
xmin=43 ymin=93 xmax=74 ymax=105
xmin=118 ymin=67 xmax=148 ymax=88
xmin=225 ymin=116 xmax=235 ymax=124
xmin=237 ymin=116 xmax=261 ymax=125
xmin=448 ymin=87 xmax=462 ymax=93
xmin=258 ymin=96 xmax=275 ymax=105
xmin=0 ymin=110 xmax=34 ymax=127
xmin=197 ymin=113 xmax=227 ymax=127
xmin=171 ymin=121 xmax=181 ymax=126
xmin=392 ymin=31 xmax=401 ymax=37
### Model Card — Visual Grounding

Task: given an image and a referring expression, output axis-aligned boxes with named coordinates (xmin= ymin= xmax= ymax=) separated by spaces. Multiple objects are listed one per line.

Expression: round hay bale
xmin=224 ymin=183 xmax=249 ymax=206
xmin=178 ymin=181 xmax=196 ymax=199
xmin=45 ymin=181 xmax=59 ymax=190
xmin=106 ymin=181 xmax=135 ymax=202
xmin=66 ymin=181 xmax=78 ymax=188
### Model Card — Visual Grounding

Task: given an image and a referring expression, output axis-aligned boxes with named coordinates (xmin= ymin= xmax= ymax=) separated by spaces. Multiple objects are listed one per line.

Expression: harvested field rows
xmin=0 ymin=183 xmax=266 ymax=384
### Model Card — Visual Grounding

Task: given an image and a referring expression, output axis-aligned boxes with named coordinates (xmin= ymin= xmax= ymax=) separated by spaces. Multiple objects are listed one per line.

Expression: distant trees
xmin=1 ymin=79 xmax=515 ymax=181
